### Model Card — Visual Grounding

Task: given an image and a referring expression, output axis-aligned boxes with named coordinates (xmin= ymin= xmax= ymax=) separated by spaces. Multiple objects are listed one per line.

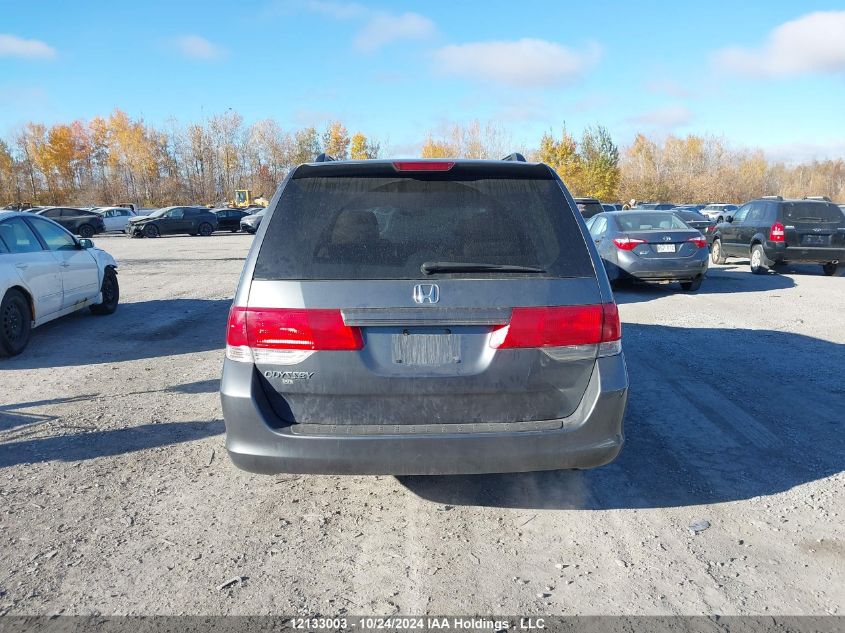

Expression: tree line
xmin=1 ymin=109 xmax=843 ymax=206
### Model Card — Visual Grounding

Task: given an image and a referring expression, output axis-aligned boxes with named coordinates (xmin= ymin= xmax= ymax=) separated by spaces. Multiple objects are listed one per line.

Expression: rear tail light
xmin=613 ymin=237 xmax=647 ymax=250
xmin=226 ymin=306 xmax=363 ymax=364
xmin=687 ymin=235 xmax=708 ymax=248
xmin=392 ymin=161 xmax=455 ymax=171
xmin=770 ymin=221 xmax=785 ymax=242
xmin=490 ymin=303 xmax=621 ymax=358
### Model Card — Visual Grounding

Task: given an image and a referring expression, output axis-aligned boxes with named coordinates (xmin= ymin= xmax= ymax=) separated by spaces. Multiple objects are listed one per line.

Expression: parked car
xmin=636 ymin=202 xmax=676 ymax=210
xmin=674 ymin=204 xmax=705 ymax=212
xmin=586 ymin=211 xmax=709 ymax=291
xmin=34 ymin=207 xmax=106 ymax=238
xmin=125 ymin=206 xmax=218 ymax=238
xmin=93 ymin=206 xmax=137 ymax=232
xmin=239 ymin=208 xmax=267 ymax=234
xmin=221 ymin=157 xmax=627 ymax=475
xmin=673 ymin=209 xmax=716 ymax=241
xmin=0 ymin=212 xmax=119 ymax=356
xmin=602 ymin=203 xmax=623 ymax=212
xmin=574 ymin=197 xmax=604 ymax=218
xmin=701 ymin=203 xmax=738 ymax=223
xmin=213 ymin=208 xmax=249 ymax=232
xmin=710 ymin=196 xmax=845 ymax=275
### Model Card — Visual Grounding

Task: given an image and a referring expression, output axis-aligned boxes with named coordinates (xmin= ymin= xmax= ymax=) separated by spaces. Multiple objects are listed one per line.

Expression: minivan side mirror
xmin=78 ymin=238 xmax=95 ymax=249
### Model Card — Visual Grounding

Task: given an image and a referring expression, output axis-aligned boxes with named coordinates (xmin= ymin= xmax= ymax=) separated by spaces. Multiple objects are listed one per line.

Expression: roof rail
xmin=314 ymin=153 xmax=336 ymax=162
xmin=804 ymin=195 xmax=831 ymax=202
xmin=501 ymin=152 xmax=526 ymax=162
xmin=761 ymin=195 xmax=783 ymax=200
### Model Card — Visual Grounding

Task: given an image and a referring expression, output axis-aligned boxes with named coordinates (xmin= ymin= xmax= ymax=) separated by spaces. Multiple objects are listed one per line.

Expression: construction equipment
xmin=231 ymin=190 xmax=269 ymax=209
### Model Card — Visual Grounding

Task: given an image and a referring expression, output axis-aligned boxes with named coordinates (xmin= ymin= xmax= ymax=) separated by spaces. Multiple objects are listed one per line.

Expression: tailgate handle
xmin=342 ymin=307 xmax=511 ymax=326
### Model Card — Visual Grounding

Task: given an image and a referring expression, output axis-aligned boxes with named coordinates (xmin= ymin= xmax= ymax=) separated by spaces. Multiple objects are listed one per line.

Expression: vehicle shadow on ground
xmin=0 ymin=298 xmax=230 ymax=369
xmin=0 ymin=419 xmax=224 ymax=468
xmin=0 ymin=394 xmax=99 ymax=432
xmin=613 ymin=266 xmax=796 ymax=304
xmin=400 ymin=324 xmax=845 ymax=510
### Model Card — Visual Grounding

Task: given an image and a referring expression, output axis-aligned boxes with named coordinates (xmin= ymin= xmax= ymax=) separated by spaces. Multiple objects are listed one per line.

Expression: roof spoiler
xmin=501 ymin=152 xmax=526 ymax=162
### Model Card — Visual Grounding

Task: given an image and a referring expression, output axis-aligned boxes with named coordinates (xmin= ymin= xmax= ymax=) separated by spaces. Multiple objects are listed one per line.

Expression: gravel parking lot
xmin=1 ymin=233 xmax=843 ymax=616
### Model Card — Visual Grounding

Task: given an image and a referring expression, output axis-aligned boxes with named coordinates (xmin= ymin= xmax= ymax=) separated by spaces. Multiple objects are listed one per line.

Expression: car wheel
xmin=78 ymin=224 xmax=95 ymax=238
xmin=0 ymin=289 xmax=32 ymax=357
xmin=822 ymin=262 xmax=843 ymax=276
xmin=711 ymin=239 xmax=726 ymax=265
xmin=143 ymin=224 xmax=160 ymax=238
xmin=750 ymin=244 xmax=769 ymax=275
xmin=90 ymin=268 xmax=119 ymax=315
xmin=680 ymin=278 xmax=702 ymax=292
xmin=198 ymin=222 xmax=213 ymax=236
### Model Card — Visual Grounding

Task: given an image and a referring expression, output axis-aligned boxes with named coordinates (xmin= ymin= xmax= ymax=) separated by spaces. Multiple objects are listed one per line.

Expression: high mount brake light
xmin=613 ymin=237 xmax=647 ymax=250
xmin=770 ymin=221 xmax=785 ymax=242
xmin=490 ymin=304 xmax=621 ymax=350
xmin=392 ymin=161 xmax=455 ymax=172
xmin=226 ymin=307 xmax=363 ymax=363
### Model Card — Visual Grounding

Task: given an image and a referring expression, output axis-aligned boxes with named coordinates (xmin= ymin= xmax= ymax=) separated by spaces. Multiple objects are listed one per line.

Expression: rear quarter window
xmin=255 ymin=176 xmax=595 ymax=280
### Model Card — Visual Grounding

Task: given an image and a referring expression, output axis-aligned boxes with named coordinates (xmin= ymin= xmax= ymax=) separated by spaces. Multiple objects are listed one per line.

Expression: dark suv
xmin=573 ymin=197 xmax=604 ymax=218
xmin=220 ymin=157 xmax=628 ymax=475
xmin=125 ymin=206 xmax=218 ymax=238
xmin=34 ymin=207 xmax=105 ymax=238
xmin=711 ymin=196 xmax=845 ymax=275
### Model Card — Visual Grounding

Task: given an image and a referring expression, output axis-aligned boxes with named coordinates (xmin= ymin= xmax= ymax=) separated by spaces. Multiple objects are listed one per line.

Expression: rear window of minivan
xmin=782 ymin=202 xmax=844 ymax=224
xmin=254 ymin=175 xmax=594 ymax=280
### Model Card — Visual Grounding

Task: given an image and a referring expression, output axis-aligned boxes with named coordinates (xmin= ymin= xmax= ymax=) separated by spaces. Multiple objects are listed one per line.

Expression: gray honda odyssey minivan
xmin=221 ymin=156 xmax=628 ymax=475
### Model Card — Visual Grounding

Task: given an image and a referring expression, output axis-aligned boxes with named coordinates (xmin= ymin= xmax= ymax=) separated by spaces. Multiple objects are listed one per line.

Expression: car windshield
xmin=147 ymin=208 xmax=169 ymax=218
xmin=616 ymin=213 xmax=689 ymax=231
xmin=675 ymin=211 xmax=707 ymax=221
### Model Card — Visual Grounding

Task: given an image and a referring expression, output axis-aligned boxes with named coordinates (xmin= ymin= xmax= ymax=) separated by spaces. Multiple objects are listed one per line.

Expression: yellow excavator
xmin=231 ymin=189 xmax=269 ymax=209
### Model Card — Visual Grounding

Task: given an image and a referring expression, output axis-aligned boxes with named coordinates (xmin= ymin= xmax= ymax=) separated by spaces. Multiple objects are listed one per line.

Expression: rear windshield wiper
xmin=421 ymin=261 xmax=547 ymax=275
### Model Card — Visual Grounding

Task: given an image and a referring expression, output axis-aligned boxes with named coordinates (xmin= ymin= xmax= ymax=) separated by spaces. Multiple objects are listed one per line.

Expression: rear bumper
xmin=764 ymin=243 xmax=845 ymax=263
xmin=220 ymin=353 xmax=628 ymax=475
xmin=617 ymin=251 xmax=709 ymax=281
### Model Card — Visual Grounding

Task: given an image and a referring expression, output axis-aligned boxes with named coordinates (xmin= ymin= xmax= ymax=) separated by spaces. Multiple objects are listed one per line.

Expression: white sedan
xmin=0 ymin=212 xmax=119 ymax=357
xmin=93 ymin=206 xmax=137 ymax=232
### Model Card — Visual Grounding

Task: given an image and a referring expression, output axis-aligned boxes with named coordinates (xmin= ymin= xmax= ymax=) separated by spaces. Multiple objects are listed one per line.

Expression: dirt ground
xmin=1 ymin=232 xmax=843 ymax=616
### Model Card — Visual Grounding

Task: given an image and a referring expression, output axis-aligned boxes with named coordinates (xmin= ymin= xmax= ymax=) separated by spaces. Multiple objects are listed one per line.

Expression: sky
xmin=2 ymin=0 xmax=845 ymax=161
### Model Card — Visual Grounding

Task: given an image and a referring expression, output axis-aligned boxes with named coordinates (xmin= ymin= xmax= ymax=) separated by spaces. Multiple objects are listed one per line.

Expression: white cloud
xmin=174 ymin=35 xmax=225 ymax=60
xmin=300 ymin=2 xmax=435 ymax=52
xmin=714 ymin=11 xmax=845 ymax=77
xmin=0 ymin=34 xmax=55 ymax=59
xmin=304 ymin=0 xmax=368 ymax=19
xmin=627 ymin=104 xmax=693 ymax=129
xmin=762 ymin=139 xmax=845 ymax=164
xmin=354 ymin=12 xmax=435 ymax=52
xmin=431 ymin=38 xmax=601 ymax=87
